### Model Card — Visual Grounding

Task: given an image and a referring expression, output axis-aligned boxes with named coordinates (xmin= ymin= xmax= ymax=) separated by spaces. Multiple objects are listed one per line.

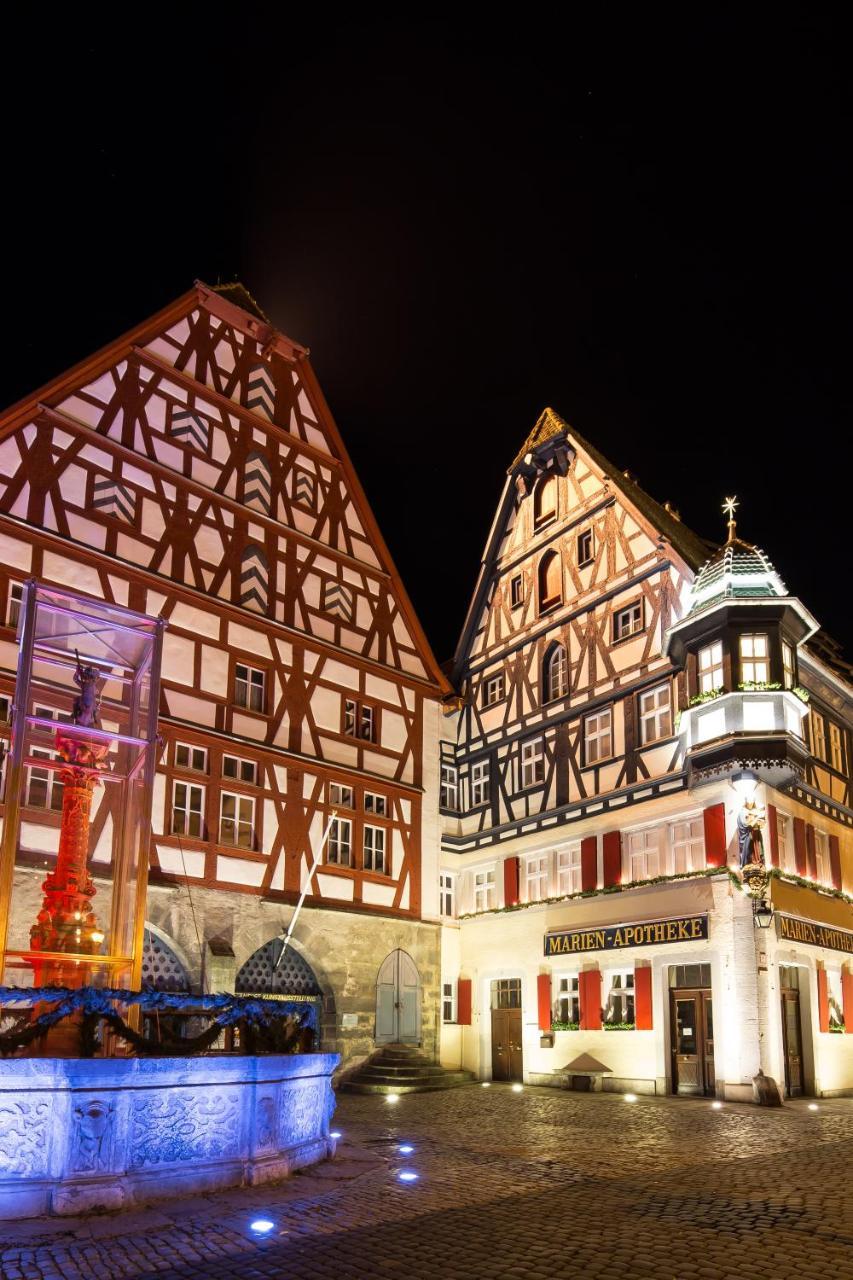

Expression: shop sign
xmin=777 ymin=913 xmax=853 ymax=955
xmin=544 ymin=914 xmax=708 ymax=957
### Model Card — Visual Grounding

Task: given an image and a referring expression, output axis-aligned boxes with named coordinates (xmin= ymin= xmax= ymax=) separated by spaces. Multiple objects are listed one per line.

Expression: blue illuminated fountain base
xmin=0 ymin=1052 xmax=339 ymax=1219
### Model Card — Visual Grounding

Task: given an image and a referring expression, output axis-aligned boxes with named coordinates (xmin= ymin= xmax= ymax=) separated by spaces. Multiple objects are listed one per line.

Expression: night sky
xmin=2 ymin=12 xmax=849 ymax=663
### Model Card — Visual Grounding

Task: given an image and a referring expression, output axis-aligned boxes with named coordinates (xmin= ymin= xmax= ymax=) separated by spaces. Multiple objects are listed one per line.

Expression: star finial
xmin=723 ymin=495 xmax=738 ymax=542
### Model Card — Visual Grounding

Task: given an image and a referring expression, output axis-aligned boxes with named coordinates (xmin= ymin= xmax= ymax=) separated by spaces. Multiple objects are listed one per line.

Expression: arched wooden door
xmin=376 ymin=949 xmax=421 ymax=1044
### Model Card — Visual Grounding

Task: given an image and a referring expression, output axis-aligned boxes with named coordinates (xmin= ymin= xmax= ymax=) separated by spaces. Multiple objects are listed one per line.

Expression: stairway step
xmin=339 ymin=1075 xmax=474 ymax=1095
xmin=361 ymin=1062 xmax=442 ymax=1076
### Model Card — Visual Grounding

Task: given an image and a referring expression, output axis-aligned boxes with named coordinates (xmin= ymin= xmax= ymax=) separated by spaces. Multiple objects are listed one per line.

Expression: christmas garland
xmin=0 ymin=986 xmax=317 ymax=1058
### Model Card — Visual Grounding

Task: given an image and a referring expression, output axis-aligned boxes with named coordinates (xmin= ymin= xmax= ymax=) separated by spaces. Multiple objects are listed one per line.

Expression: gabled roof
xmin=209 ymin=280 xmax=270 ymax=324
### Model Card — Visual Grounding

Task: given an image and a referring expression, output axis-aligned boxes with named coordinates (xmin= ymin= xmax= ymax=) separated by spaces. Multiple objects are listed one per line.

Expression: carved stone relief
xmin=0 ymin=1099 xmax=50 ymax=1177
xmin=69 ymin=1098 xmax=114 ymax=1173
xmin=129 ymin=1091 xmax=241 ymax=1169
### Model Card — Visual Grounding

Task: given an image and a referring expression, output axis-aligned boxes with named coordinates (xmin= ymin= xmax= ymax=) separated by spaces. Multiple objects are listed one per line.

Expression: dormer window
xmin=739 ymin=634 xmax=769 ymax=684
xmin=698 ymin=641 xmax=724 ymax=694
xmin=544 ymin=643 xmax=568 ymax=702
xmin=577 ymin=529 xmax=594 ymax=567
xmin=510 ymin=575 xmax=523 ymax=608
xmin=533 ymin=474 xmax=558 ymax=528
xmin=538 ymin=550 xmax=562 ymax=613
xmin=482 ymin=673 xmax=505 ymax=708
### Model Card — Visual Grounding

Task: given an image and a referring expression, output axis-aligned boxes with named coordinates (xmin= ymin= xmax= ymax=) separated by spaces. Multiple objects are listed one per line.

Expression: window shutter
xmin=703 ymin=804 xmax=727 ymax=867
xmin=766 ymin=803 xmax=779 ymax=867
xmin=817 ymin=968 xmax=830 ymax=1034
xmin=842 ymin=968 xmax=853 ymax=1034
xmin=581 ymin=836 xmax=597 ymax=892
xmin=503 ymin=856 xmax=520 ymax=907
xmin=634 ymin=965 xmax=653 ymax=1030
xmin=793 ymin=818 xmax=808 ymax=877
xmin=602 ymin=831 xmax=622 ymax=887
xmin=457 ymin=978 xmax=472 ymax=1026
xmin=579 ymin=970 xmax=602 ymax=1031
xmin=537 ymin=973 xmax=552 ymax=1032
xmin=828 ymin=834 xmax=842 ymax=891
xmin=805 ymin=824 xmax=818 ymax=880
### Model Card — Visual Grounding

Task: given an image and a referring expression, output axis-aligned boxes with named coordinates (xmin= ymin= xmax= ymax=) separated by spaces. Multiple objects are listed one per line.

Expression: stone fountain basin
xmin=0 ymin=1052 xmax=339 ymax=1219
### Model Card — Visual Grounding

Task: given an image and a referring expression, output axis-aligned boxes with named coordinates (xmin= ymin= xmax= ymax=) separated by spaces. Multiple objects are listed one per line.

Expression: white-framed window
xmin=521 ymin=736 xmax=545 ymax=787
xmin=327 ymin=817 xmax=352 ymax=866
xmin=526 ymin=854 xmax=550 ymax=902
xmin=810 ymin=710 xmax=827 ymax=762
xmin=556 ymin=974 xmax=580 ymax=1025
xmin=776 ymin=810 xmax=795 ymax=874
xmin=171 ymin=780 xmax=204 ymax=838
xmin=698 ymin=641 xmax=724 ymax=694
xmin=782 ymin=640 xmax=795 ymax=690
xmin=626 ymin=826 xmax=661 ymax=881
xmin=439 ymin=871 xmax=456 ymax=918
xmin=26 ymin=747 xmax=64 ymax=811
xmin=829 ymin=723 xmax=844 ymax=774
xmin=223 ymin=754 xmax=258 ymax=785
xmin=329 ymin=782 xmax=354 ymax=808
xmin=544 ymin=644 xmax=568 ymax=702
xmin=175 ymin=742 xmax=208 ymax=772
xmin=604 ymin=970 xmax=635 ymax=1024
xmin=440 ymin=763 xmax=458 ymax=811
xmin=344 ymin=698 xmax=377 ymax=742
xmin=556 ymin=844 xmax=583 ymax=895
xmin=442 ymin=981 xmax=457 ymax=1023
xmin=363 ymin=824 xmax=386 ymax=874
xmin=533 ymin=474 xmax=558 ymax=526
xmin=470 ymin=760 xmax=490 ymax=806
xmin=669 ymin=817 xmax=704 ymax=874
xmin=473 ymin=867 xmax=496 ymax=912
xmin=482 ymin=673 xmax=504 ymax=708
xmin=220 ymin=791 xmax=255 ymax=849
xmin=815 ymin=830 xmax=831 ymax=885
xmin=577 ymin=529 xmax=594 ymax=567
xmin=6 ymin=581 xmax=23 ymax=630
xmin=235 ymin=663 xmax=265 ymax=713
xmin=510 ymin=575 xmax=523 ymax=608
xmin=740 ymin=633 xmax=769 ymax=684
xmin=584 ymin=707 xmax=612 ymax=765
xmin=364 ymin=791 xmax=387 ymax=817
xmin=613 ymin=600 xmax=643 ymax=642
xmin=826 ymin=968 xmax=845 ymax=1030
xmin=639 ymin=683 xmax=672 ymax=744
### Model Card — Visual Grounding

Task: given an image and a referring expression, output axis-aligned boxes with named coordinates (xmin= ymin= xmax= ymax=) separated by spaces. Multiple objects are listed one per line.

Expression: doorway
xmin=490 ymin=978 xmax=523 ymax=1081
xmin=668 ymin=964 xmax=714 ymax=1096
xmin=780 ymin=966 xmax=804 ymax=1097
xmin=375 ymin=949 xmax=421 ymax=1044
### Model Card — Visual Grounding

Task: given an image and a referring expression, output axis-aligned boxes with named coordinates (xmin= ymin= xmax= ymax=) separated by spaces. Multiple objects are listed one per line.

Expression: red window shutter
xmin=579 ymin=969 xmax=602 ymax=1030
xmin=793 ymin=818 xmax=808 ymax=877
xmin=602 ymin=831 xmax=622 ymax=887
xmin=829 ymin=834 xmax=842 ymax=891
xmin=842 ymin=969 xmax=853 ymax=1034
xmin=805 ymin=824 xmax=818 ymax=880
xmin=703 ymin=803 xmax=727 ymax=868
xmin=503 ymin=856 xmax=520 ymax=907
xmin=537 ymin=973 xmax=552 ymax=1031
xmin=581 ymin=836 xmax=597 ymax=892
xmin=817 ymin=968 xmax=830 ymax=1034
xmin=457 ymin=978 xmax=472 ymax=1026
xmin=634 ymin=965 xmax=653 ymax=1030
xmin=766 ymin=803 xmax=779 ymax=868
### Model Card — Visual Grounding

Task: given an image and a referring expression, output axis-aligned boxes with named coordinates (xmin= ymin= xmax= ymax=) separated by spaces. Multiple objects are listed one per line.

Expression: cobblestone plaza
xmin=1 ymin=1086 xmax=850 ymax=1280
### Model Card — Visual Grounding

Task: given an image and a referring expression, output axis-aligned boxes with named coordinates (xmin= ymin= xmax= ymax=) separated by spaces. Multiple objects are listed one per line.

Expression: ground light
xmin=398 ymin=1171 xmax=419 ymax=1182
xmin=512 ymin=1083 xmax=523 ymax=1093
xmin=711 ymin=1101 xmax=723 ymax=1110
xmin=624 ymin=1093 xmax=637 ymax=1103
xmin=250 ymin=1220 xmax=276 ymax=1234
xmin=330 ymin=1130 xmax=342 ymax=1139
xmin=386 ymin=1093 xmax=400 ymax=1104
xmin=481 ymin=1082 xmax=491 ymax=1088
xmin=808 ymin=1103 xmax=819 ymax=1111
xmin=399 ymin=1144 xmax=414 ymax=1154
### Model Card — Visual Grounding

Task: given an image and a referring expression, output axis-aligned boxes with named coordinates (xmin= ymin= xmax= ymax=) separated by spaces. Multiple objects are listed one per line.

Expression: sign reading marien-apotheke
xmin=777 ymin=914 xmax=853 ymax=955
xmin=544 ymin=914 xmax=708 ymax=957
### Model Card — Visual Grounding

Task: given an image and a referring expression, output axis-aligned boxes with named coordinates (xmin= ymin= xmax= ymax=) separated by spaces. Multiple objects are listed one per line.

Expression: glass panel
xmin=675 ymin=998 xmax=698 ymax=1054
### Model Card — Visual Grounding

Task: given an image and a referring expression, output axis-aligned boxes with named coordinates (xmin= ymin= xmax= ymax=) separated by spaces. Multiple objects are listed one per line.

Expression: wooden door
xmin=671 ymin=989 xmax=714 ymax=1095
xmin=375 ymin=949 xmax=421 ymax=1044
xmin=781 ymin=990 xmax=803 ymax=1097
xmin=491 ymin=1008 xmax=523 ymax=1081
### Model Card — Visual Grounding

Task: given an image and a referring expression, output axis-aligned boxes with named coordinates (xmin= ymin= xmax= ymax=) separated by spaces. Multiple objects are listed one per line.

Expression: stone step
xmin=354 ymin=1072 xmax=445 ymax=1086
xmin=339 ymin=1074 xmax=474 ymax=1095
xmin=358 ymin=1063 xmax=445 ymax=1078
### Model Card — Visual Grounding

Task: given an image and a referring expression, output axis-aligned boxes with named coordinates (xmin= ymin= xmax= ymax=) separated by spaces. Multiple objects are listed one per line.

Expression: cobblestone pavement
xmin=1 ymin=1087 xmax=852 ymax=1280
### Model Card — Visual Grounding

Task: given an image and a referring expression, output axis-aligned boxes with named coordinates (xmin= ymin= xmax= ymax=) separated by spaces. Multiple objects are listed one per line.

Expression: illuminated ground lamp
xmin=511 ymin=1083 xmax=523 ymax=1093
xmin=398 ymin=1171 xmax=418 ymax=1182
xmin=386 ymin=1093 xmax=400 ymax=1104
xmin=250 ymin=1220 xmax=276 ymax=1234
xmin=399 ymin=1144 xmax=414 ymax=1154
xmin=711 ymin=1101 xmax=723 ymax=1110
xmin=0 ymin=583 xmax=164 ymax=1046
xmin=624 ymin=1093 xmax=638 ymax=1103
xmin=808 ymin=1103 xmax=819 ymax=1111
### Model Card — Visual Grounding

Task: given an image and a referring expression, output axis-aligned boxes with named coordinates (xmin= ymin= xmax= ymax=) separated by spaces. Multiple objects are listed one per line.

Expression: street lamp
xmin=753 ymin=899 xmax=774 ymax=929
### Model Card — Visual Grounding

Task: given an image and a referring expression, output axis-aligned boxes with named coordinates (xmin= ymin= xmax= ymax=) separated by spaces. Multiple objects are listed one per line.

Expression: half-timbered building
xmin=0 ymin=283 xmax=450 ymax=1069
xmin=438 ymin=408 xmax=853 ymax=1099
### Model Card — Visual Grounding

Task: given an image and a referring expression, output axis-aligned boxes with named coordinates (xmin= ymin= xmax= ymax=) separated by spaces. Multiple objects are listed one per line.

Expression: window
xmin=809 ymin=710 xmax=827 ymax=762
xmin=626 ymin=827 xmax=661 ymax=880
xmin=782 ymin=640 xmax=795 ymax=690
xmin=510 ymin=575 xmax=523 ymax=608
xmin=639 ymin=683 xmax=672 ymax=744
xmin=584 ymin=708 xmax=612 ymax=765
xmin=473 ymin=868 xmax=495 ymax=912
xmin=521 ymin=736 xmax=545 ymax=787
xmin=577 ymin=529 xmax=594 ymax=568
xmin=776 ymin=811 xmax=796 ymax=874
xmin=538 ymin=550 xmax=562 ymax=611
xmin=344 ymin=699 xmax=377 ymax=742
xmin=365 ymin=791 xmax=387 ymax=817
xmin=491 ymin=977 xmax=522 ymax=1008
xmin=698 ymin=641 xmax=724 ymax=694
xmin=669 ymin=817 xmax=704 ymax=874
xmin=544 ymin=643 xmax=568 ymax=702
xmin=26 ymin=747 xmax=64 ymax=811
xmin=439 ymin=871 xmax=456 ymax=918
xmin=829 ymin=723 xmax=845 ymax=774
xmin=363 ymin=824 xmax=386 ymax=874
xmin=826 ymin=968 xmax=845 ymax=1030
xmin=235 ymin=663 xmax=265 ymax=713
xmin=470 ymin=760 xmax=490 ymax=806
xmin=533 ymin=474 xmax=558 ymax=527
xmin=815 ymin=831 xmax=831 ymax=885
xmin=440 ymin=763 xmax=458 ymax=811
xmin=220 ymin=791 xmax=255 ymax=849
xmin=175 ymin=742 xmax=207 ymax=772
xmin=223 ymin=754 xmax=257 ymax=785
xmin=6 ymin=582 xmax=22 ymax=630
xmin=604 ymin=970 xmax=635 ymax=1025
xmin=556 ymin=974 xmax=580 ymax=1025
xmin=613 ymin=600 xmax=643 ymax=642
xmin=740 ymin=633 xmax=769 ymax=683
xmin=556 ymin=845 xmax=583 ymax=895
xmin=526 ymin=854 xmax=550 ymax=902
xmin=171 ymin=781 xmax=204 ymax=838
xmin=329 ymin=782 xmax=354 ymax=808
xmin=442 ymin=981 xmax=457 ymax=1023
xmin=482 ymin=673 xmax=505 ymax=708
xmin=0 ymin=694 xmax=9 ymax=722
xmin=327 ymin=817 xmax=352 ymax=866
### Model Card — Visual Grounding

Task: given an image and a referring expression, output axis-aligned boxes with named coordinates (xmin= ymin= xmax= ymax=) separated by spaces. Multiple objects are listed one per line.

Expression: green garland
xmin=766 ymin=866 xmax=853 ymax=904
xmin=687 ymin=687 xmax=725 ymax=707
xmin=459 ymin=867 xmax=737 ymax=920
